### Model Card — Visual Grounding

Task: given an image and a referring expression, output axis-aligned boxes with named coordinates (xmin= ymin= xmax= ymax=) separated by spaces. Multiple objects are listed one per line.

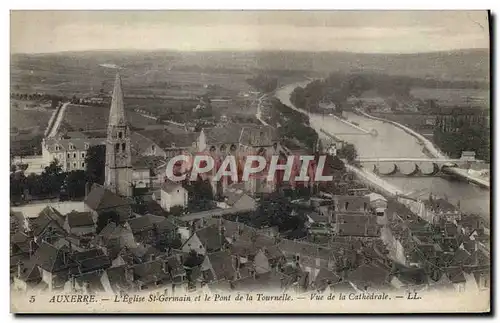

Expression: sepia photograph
xmin=9 ymin=10 xmax=491 ymax=313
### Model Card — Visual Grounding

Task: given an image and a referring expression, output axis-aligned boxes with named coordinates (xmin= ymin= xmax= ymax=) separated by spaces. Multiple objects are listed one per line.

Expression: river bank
xmin=275 ymin=81 xmax=489 ymax=219
xmin=353 ymin=108 xmax=447 ymax=159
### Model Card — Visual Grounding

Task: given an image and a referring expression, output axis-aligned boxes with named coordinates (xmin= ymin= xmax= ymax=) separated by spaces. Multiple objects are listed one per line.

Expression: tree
xmin=168 ymin=205 xmax=185 ymax=217
xmin=41 ymin=159 xmax=65 ymax=196
xmin=44 ymin=159 xmax=62 ymax=177
xmin=64 ymin=170 xmax=87 ymax=199
xmin=255 ymin=193 xmax=308 ymax=234
xmin=338 ymin=143 xmax=358 ymax=164
xmin=10 ymin=172 xmax=26 ymax=203
xmin=85 ymin=145 xmax=106 ymax=185
xmin=184 ymin=250 xmax=205 ymax=268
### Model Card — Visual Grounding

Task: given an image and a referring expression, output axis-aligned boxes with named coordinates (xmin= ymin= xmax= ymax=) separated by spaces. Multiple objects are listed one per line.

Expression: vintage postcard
xmin=9 ymin=10 xmax=490 ymax=313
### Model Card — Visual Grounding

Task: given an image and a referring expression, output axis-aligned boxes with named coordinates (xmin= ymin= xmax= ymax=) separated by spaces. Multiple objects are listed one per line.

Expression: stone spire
xmin=108 ymin=72 xmax=126 ymax=127
xmin=105 ymin=71 xmax=133 ymax=198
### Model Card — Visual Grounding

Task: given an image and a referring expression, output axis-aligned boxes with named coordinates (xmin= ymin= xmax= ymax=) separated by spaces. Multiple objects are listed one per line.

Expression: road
xmin=46 ymin=102 xmax=69 ymax=138
xmin=255 ymin=94 xmax=269 ymax=126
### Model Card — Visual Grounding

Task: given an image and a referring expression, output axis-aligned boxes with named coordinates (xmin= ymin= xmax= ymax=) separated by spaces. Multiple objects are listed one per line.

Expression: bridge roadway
xmin=357 ymin=157 xmax=476 ymax=163
xmin=356 ymin=158 xmax=489 ymax=188
xmin=343 ymin=162 xmax=403 ymax=197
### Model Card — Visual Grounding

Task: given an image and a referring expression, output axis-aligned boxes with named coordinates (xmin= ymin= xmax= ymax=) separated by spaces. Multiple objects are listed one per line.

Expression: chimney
xmin=17 ymin=262 xmax=22 ymax=278
xmin=85 ymin=182 xmax=90 ymax=198
xmin=178 ymin=253 xmax=184 ymax=265
xmin=125 ymin=268 xmax=134 ymax=282
xmin=71 ymin=275 xmax=76 ymax=292
xmin=29 ymin=240 xmax=35 ymax=256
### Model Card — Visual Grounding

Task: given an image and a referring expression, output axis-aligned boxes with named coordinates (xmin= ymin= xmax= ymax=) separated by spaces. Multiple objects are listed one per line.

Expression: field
xmin=410 ymin=87 xmax=490 ymax=108
xmin=11 ymin=49 xmax=489 ymax=97
xmin=10 ymin=108 xmax=53 ymax=132
xmin=10 ymin=52 xmax=257 ymax=98
xmin=10 ymin=49 xmax=490 ymax=135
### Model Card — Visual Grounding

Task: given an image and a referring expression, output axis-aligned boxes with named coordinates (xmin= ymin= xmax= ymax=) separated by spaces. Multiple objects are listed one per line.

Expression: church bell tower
xmin=105 ymin=72 xmax=133 ymax=197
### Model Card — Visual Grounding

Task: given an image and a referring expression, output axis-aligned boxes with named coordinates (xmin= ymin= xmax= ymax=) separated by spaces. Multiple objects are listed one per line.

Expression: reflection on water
xmin=275 ymin=83 xmax=490 ymax=219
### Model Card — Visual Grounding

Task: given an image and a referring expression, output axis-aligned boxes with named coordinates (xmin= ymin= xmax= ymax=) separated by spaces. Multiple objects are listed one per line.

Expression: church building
xmin=104 ymin=72 xmax=133 ymax=198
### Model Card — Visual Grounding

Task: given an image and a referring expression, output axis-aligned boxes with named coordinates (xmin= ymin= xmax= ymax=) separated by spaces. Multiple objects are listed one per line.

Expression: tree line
xmin=433 ymin=123 xmax=490 ymax=162
xmin=10 ymin=145 xmax=105 ymax=205
xmin=246 ymin=74 xmax=279 ymax=93
xmin=290 ymin=72 xmax=488 ymax=115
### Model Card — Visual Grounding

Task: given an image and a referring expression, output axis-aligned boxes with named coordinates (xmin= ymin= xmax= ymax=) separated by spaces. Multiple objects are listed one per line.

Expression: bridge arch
xmin=421 ymin=162 xmax=440 ymax=176
xmin=378 ymin=164 xmax=398 ymax=176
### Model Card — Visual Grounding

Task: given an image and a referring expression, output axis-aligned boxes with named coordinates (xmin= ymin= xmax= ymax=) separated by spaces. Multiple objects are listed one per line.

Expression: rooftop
xmin=138 ymin=129 xmax=198 ymax=150
xmin=84 ymin=184 xmax=131 ymax=219
xmin=66 ymin=211 xmax=94 ymax=228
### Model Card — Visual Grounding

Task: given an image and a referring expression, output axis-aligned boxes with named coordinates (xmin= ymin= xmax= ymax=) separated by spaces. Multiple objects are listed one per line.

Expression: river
xmin=275 ymin=82 xmax=490 ymax=219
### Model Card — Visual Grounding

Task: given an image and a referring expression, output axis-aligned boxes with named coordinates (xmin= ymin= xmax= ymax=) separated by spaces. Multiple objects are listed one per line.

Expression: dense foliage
xmin=433 ymin=124 xmax=490 ymax=162
xmin=269 ymin=99 xmax=318 ymax=152
xmin=84 ymin=145 xmax=106 ymax=185
xmin=246 ymin=74 xmax=278 ymax=93
xmin=290 ymin=72 xmax=488 ymax=115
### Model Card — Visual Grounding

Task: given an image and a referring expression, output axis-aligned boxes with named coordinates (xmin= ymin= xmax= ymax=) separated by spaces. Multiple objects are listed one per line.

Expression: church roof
xmin=203 ymin=124 xmax=278 ymax=147
xmin=137 ymin=129 xmax=197 ymax=150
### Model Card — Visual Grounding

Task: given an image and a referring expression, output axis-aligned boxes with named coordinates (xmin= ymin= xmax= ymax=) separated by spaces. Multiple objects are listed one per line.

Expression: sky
xmin=10 ymin=11 xmax=490 ymax=54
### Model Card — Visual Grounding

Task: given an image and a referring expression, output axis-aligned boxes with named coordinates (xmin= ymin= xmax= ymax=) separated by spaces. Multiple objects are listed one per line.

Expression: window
xmin=115 ymin=143 xmax=120 ymax=152
xmin=81 ymin=153 xmax=85 ymax=158
xmin=122 ymin=143 xmax=126 ymax=151
xmin=345 ymin=202 xmax=349 ymax=210
xmin=73 ymin=162 xmax=76 ymax=168
xmin=55 ymin=145 xmax=60 ymax=151
xmin=81 ymin=162 xmax=85 ymax=168
xmin=73 ymin=153 xmax=76 ymax=158
xmin=67 ymin=153 xmax=70 ymax=159
xmin=69 ymin=143 xmax=75 ymax=150
xmin=118 ymin=132 xmax=123 ymax=139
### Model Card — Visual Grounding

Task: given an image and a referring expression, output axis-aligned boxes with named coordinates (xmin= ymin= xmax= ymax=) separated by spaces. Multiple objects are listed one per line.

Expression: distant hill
xmin=249 ymin=49 xmax=489 ymax=81
xmin=10 ymin=49 xmax=489 ymax=96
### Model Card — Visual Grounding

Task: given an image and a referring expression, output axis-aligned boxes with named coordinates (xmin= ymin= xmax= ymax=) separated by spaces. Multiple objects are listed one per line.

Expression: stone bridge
xmin=355 ymin=157 xmax=479 ymax=177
